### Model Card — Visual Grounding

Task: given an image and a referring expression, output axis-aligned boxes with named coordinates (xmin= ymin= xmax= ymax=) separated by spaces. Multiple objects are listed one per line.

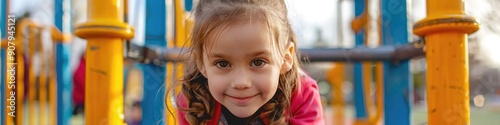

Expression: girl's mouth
xmin=226 ymin=94 xmax=259 ymax=105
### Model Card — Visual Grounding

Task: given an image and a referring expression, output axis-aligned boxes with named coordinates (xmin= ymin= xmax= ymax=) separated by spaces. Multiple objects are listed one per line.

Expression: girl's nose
xmin=230 ymin=69 xmax=252 ymax=90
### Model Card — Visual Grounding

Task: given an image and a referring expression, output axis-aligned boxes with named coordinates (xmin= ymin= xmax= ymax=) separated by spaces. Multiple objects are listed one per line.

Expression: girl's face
xmin=200 ymin=22 xmax=285 ymax=118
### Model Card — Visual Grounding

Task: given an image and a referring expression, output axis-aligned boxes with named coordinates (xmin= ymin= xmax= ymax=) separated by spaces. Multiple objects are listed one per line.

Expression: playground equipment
xmin=1 ymin=17 xmax=70 ymax=125
xmin=73 ymin=0 xmax=134 ymax=125
xmin=0 ymin=0 xmax=479 ymax=125
xmin=414 ymin=0 xmax=479 ymax=124
xmin=139 ymin=0 xmax=168 ymax=124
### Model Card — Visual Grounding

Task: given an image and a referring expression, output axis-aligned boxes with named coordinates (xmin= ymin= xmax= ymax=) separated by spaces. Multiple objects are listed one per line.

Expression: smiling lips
xmin=226 ymin=94 xmax=259 ymax=105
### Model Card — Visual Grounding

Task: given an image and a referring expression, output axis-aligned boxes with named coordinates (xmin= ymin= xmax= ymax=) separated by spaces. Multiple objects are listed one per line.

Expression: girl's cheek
xmin=207 ymin=74 xmax=228 ymax=86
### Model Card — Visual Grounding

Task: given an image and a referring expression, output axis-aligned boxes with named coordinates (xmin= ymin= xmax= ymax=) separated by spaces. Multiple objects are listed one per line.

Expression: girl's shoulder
xmin=292 ymin=69 xmax=319 ymax=98
xmin=296 ymin=69 xmax=318 ymax=92
xmin=289 ymin=70 xmax=325 ymax=124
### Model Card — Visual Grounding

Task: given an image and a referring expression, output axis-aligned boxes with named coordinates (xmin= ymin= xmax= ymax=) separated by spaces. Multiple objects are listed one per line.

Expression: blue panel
xmin=353 ymin=63 xmax=366 ymax=118
xmin=1 ymin=0 xmax=5 ymax=38
xmin=185 ymin=0 xmax=193 ymax=11
xmin=1 ymin=49 xmax=5 ymax=125
xmin=55 ymin=0 xmax=73 ymax=124
xmin=381 ymin=0 xmax=412 ymax=125
xmin=141 ymin=64 xmax=166 ymax=124
xmin=1 ymin=0 xmax=7 ymax=124
xmin=55 ymin=0 xmax=63 ymax=30
xmin=142 ymin=0 xmax=167 ymax=124
xmin=56 ymin=43 xmax=72 ymax=125
xmin=383 ymin=61 xmax=411 ymax=125
xmin=353 ymin=0 xmax=367 ymax=119
xmin=144 ymin=0 xmax=167 ymax=47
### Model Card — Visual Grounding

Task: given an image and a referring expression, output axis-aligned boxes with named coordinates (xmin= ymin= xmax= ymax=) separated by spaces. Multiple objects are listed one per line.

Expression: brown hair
xmin=169 ymin=0 xmax=302 ymax=124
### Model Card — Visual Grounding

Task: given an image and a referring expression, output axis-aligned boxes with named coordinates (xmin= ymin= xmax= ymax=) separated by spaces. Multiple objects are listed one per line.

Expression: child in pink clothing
xmin=176 ymin=72 xmax=324 ymax=125
xmin=171 ymin=0 xmax=324 ymax=124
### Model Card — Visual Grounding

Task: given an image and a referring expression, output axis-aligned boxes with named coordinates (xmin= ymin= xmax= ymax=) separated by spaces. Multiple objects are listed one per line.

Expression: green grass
xmin=413 ymin=107 xmax=500 ymax=125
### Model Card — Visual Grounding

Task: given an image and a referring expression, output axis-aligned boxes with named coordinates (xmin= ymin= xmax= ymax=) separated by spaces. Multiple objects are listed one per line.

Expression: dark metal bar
xmin=300 ymin=47 xmax=393 ymax=62
xmin=125 ymin=43 xmax=189 ymax=65
xmin=301 ymin=43 xmax=424 ymax=63
xmin=125 ymin=41 xmax=425 ymax=65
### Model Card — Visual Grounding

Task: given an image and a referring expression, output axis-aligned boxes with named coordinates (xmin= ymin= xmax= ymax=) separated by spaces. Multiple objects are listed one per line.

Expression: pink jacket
xmin=176 ymin=73 xmax=325 ymax=125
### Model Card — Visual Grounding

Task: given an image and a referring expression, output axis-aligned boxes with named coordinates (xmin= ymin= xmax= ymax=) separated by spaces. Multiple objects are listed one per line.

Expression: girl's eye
xmin=216 ymin=61 xmax=230 ymax=68
xmin=251 ymin=59 xmax=266 ymax=67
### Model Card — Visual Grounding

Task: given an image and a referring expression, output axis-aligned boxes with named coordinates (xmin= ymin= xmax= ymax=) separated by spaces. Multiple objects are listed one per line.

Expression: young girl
xmin=174 ymin=0 xmax=324 ymax=124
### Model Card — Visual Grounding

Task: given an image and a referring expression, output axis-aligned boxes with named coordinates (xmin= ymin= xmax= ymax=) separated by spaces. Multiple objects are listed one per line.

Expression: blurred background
xmin=2 ymin=0 xmax=500 ymax=125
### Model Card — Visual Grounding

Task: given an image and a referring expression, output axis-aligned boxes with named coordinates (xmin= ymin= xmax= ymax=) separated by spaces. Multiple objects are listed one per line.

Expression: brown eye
xmin=216 ymin=61 xmax=230 ymax=68
xmin=251 ymin=59 xmax=266 ymax=67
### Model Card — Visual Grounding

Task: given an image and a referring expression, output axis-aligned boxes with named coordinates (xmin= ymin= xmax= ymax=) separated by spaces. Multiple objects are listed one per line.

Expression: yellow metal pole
xmin=362 ymin=0 xmax=375 ymax=122
xmin=361 ymin=1 xmax=385 ymax=124
xmin=166 ymin=0 xmax=189 ymax=124
xmin=351 ymin=11 xmax=367 ymax=34
xmin=1 ymin=39 xmax=9 ymax=125
xmin=3 ymin=26 xmax=25 ymax=125
xmin=413 ymin=0 xmax=479 ymax=124
xmin=174 ymin=0 xmax=186 ymax=46
xmin=12 ymin=24 xmax=30 ymax=125
xmin=362 ymin=62 xmax=374 ymax=122
xmin=11 ymin=20 xmax=26 ymax=125
xmin=36 ymin=27 xmax=49 ymax=125
xmin=333 ymin=0 xmax=347 ymax=123
xmin=0 ymin=39 xmax=3 ymax=125
xmin=351 ymin=0 xmax=373 ymax=124
xmin=326 ymin=63 xmax=345 ymax=125
xmin=370 ymin=1 xmax=384 ymax=124
xmin=4 ymin=45 xmax=14 ymax=125
xmin=1 ymin=19 xmax=32 ymax=125
xmin=2 ymin=38 xmax=12 ymax=125
xmin=49 ymin=42 xmax=57 ymax=125
xmin=166 ymin=59 xmax=176 ymax=125
xmin=28 ymin=24 xmax=37 ymax=125
xmin=165 ymin=0 xmax=174 ymax=123
xmin=74 ymin=0 xmax=134 ymax=124
xmin=15 ymin=35 xmax=25 ymax=125
xmin=3 ymin=0 xmax=15 ymax=124
xmin=371 ymin=62 xmax=383 ymax=125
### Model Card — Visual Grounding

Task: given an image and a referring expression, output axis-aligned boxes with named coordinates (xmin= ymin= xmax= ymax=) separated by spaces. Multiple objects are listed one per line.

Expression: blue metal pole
xmin=353 ymin=0 xmax=367 ymax=120
xmin=54 ymin=0 xmax=72 ymax=124
xmin=185 ymin=0 xmax=193 ymax=11
xmin=381 ymin=0 xmax=412 ymax=124
xmin=0 ymin=50 xmax=4 ymax=125
xmin=1 ymin=0 xmax=7 ymax=124
xmin=142 ymin=0 xmax=167 ymax=124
